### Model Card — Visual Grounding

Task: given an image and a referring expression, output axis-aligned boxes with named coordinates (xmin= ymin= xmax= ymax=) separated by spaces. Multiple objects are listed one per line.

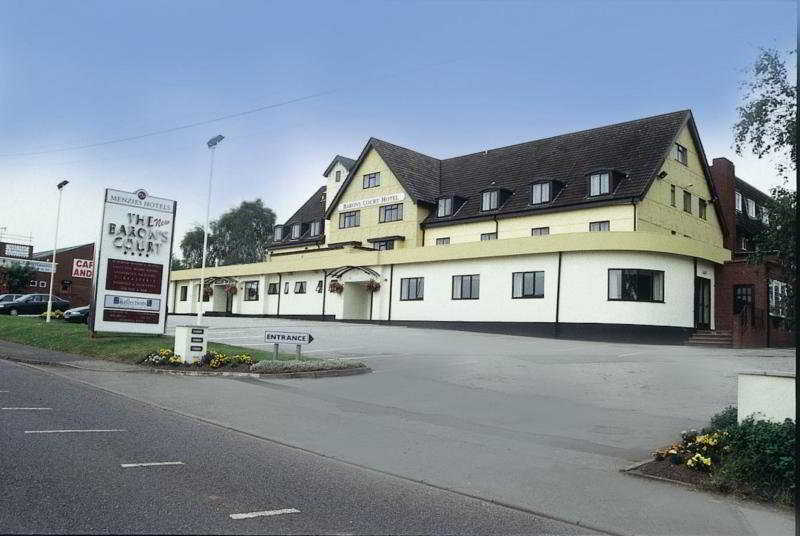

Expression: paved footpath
xmin=0 ymin=338 xmax=794 ymax=536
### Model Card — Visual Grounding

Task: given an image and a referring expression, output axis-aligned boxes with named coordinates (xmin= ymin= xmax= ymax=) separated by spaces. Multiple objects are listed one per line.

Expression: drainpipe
xmin=631 ymin=198 xmax=637 ymax=231
xmin=369 ymin=287 xmax=374 ymax=321
xmin=493 ymin=215 xmax=499 ymax=237
xmin=387 ymin=265 xmax=394 ymax=322
xmin=692 ymin=258 xmax=697 ymax=329
xmin=555 ymin=252 xmax=562 ymax=338
xmin=321 ymin=270 xmax=327 ymax=321
xmin=276 ymin=273 xmax=282 ymax=317
xmin=421 ymin=226 xmax=425 ymax=247
xmin=765 ymin=266 xmax=771 ymax=347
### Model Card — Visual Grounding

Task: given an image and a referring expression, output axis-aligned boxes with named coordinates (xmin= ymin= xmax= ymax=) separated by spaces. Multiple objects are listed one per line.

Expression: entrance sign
xmin=71 ymin=259 xmax=94 ymax=279
xmin=265 ymin=330 xmax=313 ymax=360
xmin=91 ymin=188 xmax=177 ymax=334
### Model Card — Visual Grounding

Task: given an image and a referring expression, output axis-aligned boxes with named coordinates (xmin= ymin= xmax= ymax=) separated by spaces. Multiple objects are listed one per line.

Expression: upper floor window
xmin=531 ymin=227 xmax=550 ymax=236
xmin=435 ymin=237 xmax=450 ymax=245
xmin=291 ymin=223 xmax=301 ymax=239
xmin=481 ymin=190 xmax=499 ymax=211
xmin=745 ymin=198 xmax=756 ymax=218
xmin=670 ymin=185 xmax=676 ymax=206
xmin=608 ymin=268 xmax=664 ymax=302
xmin=674 ymin=143 xmax=688 ymax=165
xmin=400 ymin=277 xmax=424 ymax=301
xmin=512 ymin=271 xmax=545 ymax=299
xmin=452 ymin=274 xmax=479 ymax=300
xmin=373 ymin=240 xmax=394 ymax=251
xmin=335 ymin=170 xmax=341 ymax=182
xmin=244 ymin=281 xmax=259 ymax=301
xmin=738 ymin=235 xmax=749 ymax=251
xmin=589 ymin=172 xmax=610 ymax=196
xmin=480 ymin=232 xmax=497 ymax=241
xmin=437 ymin=197 xmax=453 ymax=217
xmin=531 ymin=182 xmax=551 ymax=204
xmin=683 ymin=191 xmax=692 ymax=213
xmin=379 ymin=203 xmax=403 ymax=223
xmin=339 ymin=210 xmax=360 ymax=229
xmin=589 ymin=221 xmax=610 ymax=232
xmin=699 ymin=199 xmax=707 ymax=220
xmin=761 ymin=208 xmax=770 ymax=225
xmin=769 ymin=279 xmax=787 ymax=317
xmin=309 ymin=221 xmax=322 ymax=237
xmin=363 ymin=172 xmax=380 ymax=188
xmin=735 ymin=191 xmax=742 ymax=212
xmin=274 ymin=225 xmax=284 ymax=240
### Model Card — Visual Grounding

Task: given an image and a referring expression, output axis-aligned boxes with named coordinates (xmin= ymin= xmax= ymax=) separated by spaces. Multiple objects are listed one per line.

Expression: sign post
xmin=90 ymin=188 xmax=177 ymax=335
xmin=264 ymin=331 xmax=313 ymax=360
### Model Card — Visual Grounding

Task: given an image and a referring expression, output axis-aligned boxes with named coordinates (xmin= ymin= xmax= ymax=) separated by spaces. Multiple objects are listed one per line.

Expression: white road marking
xmin=617 ymin=351 xmax=648 ymax=358
xmin=0 ymin=390 xmax=9 ymax=393
xmin=2 ymin=407 xmax=52 ymax=410
xmin=120 ymin=461 xmax=184 ymax=468
xmin=229 ymin=508 xmax=300 ymax=520
xmin=24 ymin=429 xmax=126 ymax=434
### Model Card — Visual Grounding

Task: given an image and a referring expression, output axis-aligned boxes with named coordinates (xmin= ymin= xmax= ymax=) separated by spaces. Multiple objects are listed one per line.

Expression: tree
xmin=179 ymin=224 xmax=215 ymax=269
xmin=211 ymin=199 xmax=276 ymax=265
xmin=0 ymin=262 xmax=37 ymax=293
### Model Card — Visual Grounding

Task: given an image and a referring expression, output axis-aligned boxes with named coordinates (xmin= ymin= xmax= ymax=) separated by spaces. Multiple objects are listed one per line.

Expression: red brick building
xmin=29 ymin=243 xmax=96 ymax=307
xmin=708 ymin=158 xmax=793 ymax=348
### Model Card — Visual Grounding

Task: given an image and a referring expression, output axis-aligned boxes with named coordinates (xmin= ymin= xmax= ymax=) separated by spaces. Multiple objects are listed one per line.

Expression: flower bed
xmin=250 ymin=358 xmax=366 ymax=374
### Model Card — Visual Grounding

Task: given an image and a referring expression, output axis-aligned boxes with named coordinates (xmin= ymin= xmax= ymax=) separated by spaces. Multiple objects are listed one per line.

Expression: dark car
xmin=0 ymin=294 xmax=71 ymax=316
xmin=0 ymin=294 xmax=22 ymax=303
xmin=63 ymin=305 xmax=90 ymax=323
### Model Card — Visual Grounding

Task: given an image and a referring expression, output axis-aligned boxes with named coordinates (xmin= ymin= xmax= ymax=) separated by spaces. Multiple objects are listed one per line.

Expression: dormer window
xmin=290 ymin=223 xmax=301 ymax=239
xmin=481 ymin=190 xmax=499 ymax=211
xmin=531 ymin=182 xmax=551 ymax=205
xmin=735 ymin=191 xmax=742 ymax=212
xmin=746 ymin=198 xmax=756 ymax=218
xmin=274 ymin=225 xmax=284 ymax=240
xmin=437 ymin=197 xmax=453 ymax=217
xmin=589 ymin=172 xmax=610 ymax=196
xmin=335 ymin=170 xmax=341 ymax=182
xmin=309 ymin=221 xmax=322 ymax=237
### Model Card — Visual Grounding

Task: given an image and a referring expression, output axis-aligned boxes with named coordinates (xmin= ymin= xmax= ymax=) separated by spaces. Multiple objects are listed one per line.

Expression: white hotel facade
xmin=170 ymin=110 xmax=730 ymax=343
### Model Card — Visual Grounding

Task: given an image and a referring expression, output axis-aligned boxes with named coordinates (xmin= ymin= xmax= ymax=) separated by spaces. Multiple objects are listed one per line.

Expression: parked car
xmin=0 ymin=294 xmax=71 ymax=316
xmin=0 ymin=294 xmax=22 ymax=303
xmin=63 ymin=305 xmax=90 ymax=323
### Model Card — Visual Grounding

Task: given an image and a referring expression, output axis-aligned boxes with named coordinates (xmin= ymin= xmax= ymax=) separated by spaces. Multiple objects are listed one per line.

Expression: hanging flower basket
xmin=224 ymin=284 xmax=237 ymax=295
xmin=365 ymin=279 xmax=381 ymax=292
xmin=328 ymin=280 xmax=344 ymax=294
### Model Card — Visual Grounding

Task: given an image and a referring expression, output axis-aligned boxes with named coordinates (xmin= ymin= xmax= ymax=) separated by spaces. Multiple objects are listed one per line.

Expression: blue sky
xmin=0 ymin=0 xmax=795 ymax=251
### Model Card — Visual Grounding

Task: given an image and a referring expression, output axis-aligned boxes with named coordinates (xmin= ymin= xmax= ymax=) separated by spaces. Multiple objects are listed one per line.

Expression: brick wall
xmin=30 ymin=243 xmax=95 ymax=307
xmin=709 ymin=157 xmax=737 ymax=251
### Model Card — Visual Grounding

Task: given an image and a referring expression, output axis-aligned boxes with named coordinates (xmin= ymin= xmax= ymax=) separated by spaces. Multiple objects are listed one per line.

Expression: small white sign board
xmin=264 ymin=331 xmax=314 ymax=345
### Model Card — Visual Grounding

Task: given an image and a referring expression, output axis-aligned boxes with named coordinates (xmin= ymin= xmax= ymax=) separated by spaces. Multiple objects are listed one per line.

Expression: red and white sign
xmin=72 ymin=259 xmax=94 ymax=279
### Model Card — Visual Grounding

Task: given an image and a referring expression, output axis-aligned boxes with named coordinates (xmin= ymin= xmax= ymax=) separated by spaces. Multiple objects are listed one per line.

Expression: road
xmin=0 ymin=358 xmax=595 ymax=535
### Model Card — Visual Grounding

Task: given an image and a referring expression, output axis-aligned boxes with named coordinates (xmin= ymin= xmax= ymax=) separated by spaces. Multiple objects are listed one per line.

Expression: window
xmin=309 ymin=221 xmax=322 ymax=237
xmin=699 ymin=199 xmax=707 ymax=220
xmin=400 ymin=277 xmax=424 ymax=301
xmin=294 ymin=281 xmax=306 ymax=294
xmin=531 ymin=227 xmax=550 ymax=236
xmin=738 ymin=235 xmax=749 ymax=251
xmin=244 ymin=281 xmax=259 ymax=301
xmin=674 ymin=143 xmax=688 ymax=165
xmin=291 ymin=223 xmax=301 ymax=239
xmin=608 ymin=269 xmax=664 ymax=302
xmin=363 ymin=172 xmax=380 ymax=188
xmin=589 ymin=221 xmax=610 ymax=232
xmin=512 ymin=271 xmax=544 ymax=299
xmin=339 ymin=210 xmax=360 ymax=228
xmin=769 ymin=280 xmax=787 ymax=317
xmin=761 ymin=208 xmax=770 ymax=225
xmin=435 ymin=237 xmax=450 ymax=245
xmin=335 ymin=170 xmax=341 ymax=182
xmin=733 ymin=285 xmax=754 ymax=315
xmin=683 ymin=191 xmax=692 ymax=213
xmin=452 ymin=274 xmax=480 ymax=300
xmin=316 ymin=280 xmax=323 ymax=293
xmin=531 ymin=182 xmax=551 ymax=204
xmin=373 ymin=240 xmax=394 ymax=251
xmin=284 ymin=282 xmax=289 ymax=294
xmin=267 ymin=283 xmax=278 ymax=295
xmin=589 ymin=172 xmax=610 ymax=196
xmin=437 ymin=197 xmax=453 ymax=217
xmin=745 ymin=198 xmax=756 ymax=218
xmin=379 ymin=203 xmax=403 ymax=223
xmin=194 ymin=284 xmax=201 ymax=302
xmin=274 ymin=225 xmax=284 ymax=240
xmin=670 ymin=185 xmax=676 ymax=206
xmin=180 ymin=286 xmax=188 ymax=301
xmin=735 ymin=191 xmax=742 ymax=212
xmin=481 ymin=190 xmax=499 ymax=211
xmin=480 ymin=232 xmax=497 ymax=241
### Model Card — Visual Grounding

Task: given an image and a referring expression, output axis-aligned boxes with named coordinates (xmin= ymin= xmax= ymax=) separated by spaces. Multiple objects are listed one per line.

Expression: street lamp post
xmin=46 ymin=180 xmax=69 ymax=323
xmin=197 ymin=135 xmax=224 ymax=325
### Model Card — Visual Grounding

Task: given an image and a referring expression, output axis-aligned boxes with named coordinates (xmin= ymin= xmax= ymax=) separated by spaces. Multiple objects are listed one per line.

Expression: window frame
xmin=531 ymin=227 xmax=550 ymax=236
xmin=588 ymin=172 xmax=611 ymax=197
xmin=735 ymin=191 xmax=742 ymax=212
xmin=274 ymin=225 xmax=284 ymax=240
xmin=683 ymin=191 xmax=692 ymax=214
xmin=745 ymin=198 xmax=756 ymax=218
xmin=435 ymin=237 xmax=450 ymax=245
xmin=335 ymin=170 xmax=341 ymax=182
xmin=378 ymin=203 xmax=403 ymax=223
xmin=674 ymin=143 xmax=688 ymax=165
xmin=589 ymin=220 xmax=610 ymax=232
xmin=290 ymin=222 xmax=301 ymax=240
xmin=670 ymin=184 xmax=676 ymax=206
xmin=699 ymin=199 xmax=707 ymax=220
xmin=294 ymin=281 xmax=307 ymax=294
xmin=607 ymin=268 xmax=665 ymax=303
xmin=511 ymin=271 xmax=545 ymax=299
xmin=362 ymin=172 xmax=380 ymax=189
xmin=339 ymin=210 xmax=361 ymax=229
xmin=733 ymin=284 xmax=754 ymax=315
xmin=309 ymin=221 xmax=322 ymax=237
xmin=437 ymin=197 xmax=453 ymax=217
xmin=451 ymin=274 xmax=480 ymax=300
xmin=400 ymin=277 xmax=424 ymax=301
xmin=267 ymin=283 xmax=279 ymax=295
xmin=316 ymin=280 xmax=324 ymax=293
xmin=530 ymin=181 xmax=551 ymax=205
xmin=480 ymin=232 xmax=497 ymax=241
xmin=481 ymin=190 xmax=499 ymax=211
xmin=373 ymin=240 xmax=395 ymax=251
xmin=284 ymin=282 xmax=289 ymax=294
xmin=179 ymin=285 xmax=188 ymax=302
xmin=243 ymin=280 xmax=259 ymax=301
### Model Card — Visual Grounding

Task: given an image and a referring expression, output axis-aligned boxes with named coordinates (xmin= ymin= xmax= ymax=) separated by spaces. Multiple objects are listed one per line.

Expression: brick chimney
xmin=709 ymin=157 xmax=736 ymax=251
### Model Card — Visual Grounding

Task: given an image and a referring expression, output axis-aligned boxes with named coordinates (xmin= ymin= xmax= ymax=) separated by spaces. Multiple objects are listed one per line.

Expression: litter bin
xmin=174 ymin=325 xmax=208 ymax=364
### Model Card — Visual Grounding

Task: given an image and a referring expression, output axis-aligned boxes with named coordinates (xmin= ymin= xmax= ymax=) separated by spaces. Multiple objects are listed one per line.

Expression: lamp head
xmin=57 ymin=180 xmax=69 ymax=189
xmin=207 ymin=135 xmax=225 ymax=148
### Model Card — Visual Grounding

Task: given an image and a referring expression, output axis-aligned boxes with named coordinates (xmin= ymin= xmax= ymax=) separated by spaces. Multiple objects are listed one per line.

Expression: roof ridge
xmin=282 ymin=185 xmax=326 ymax=225
xmin=734 ymin=176 xmax=772 ymax=199
xmin=370 ymin=137 xmax=441 ymax=162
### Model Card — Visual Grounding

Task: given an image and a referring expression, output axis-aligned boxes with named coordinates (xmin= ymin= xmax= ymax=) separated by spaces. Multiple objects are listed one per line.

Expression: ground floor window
xmin=769 ymin=280 xmax=788 ymax=317
xmin=373 ymin=240 xmax=394 ymax=250
xmin=452 ymin=274 xmax=479 ymax=300
xmin=267 ymin=283 xmax=278 ymax=295
xmin=608 ymin=269 xmax=664 ymax=302
xmin=590 ymin=221 xmax=610 ymax=232
xmin=284 ymin=282 xmax=289 ymax=294
xmin=180 ymin=286 xmax=188 ymax=301
xmin=244 ymin=280 xmax=259 ymax=301
xmin=512 ymin=271 xmax=544 ymax=298
xmin=531 ymin=227 xmax=549 ymax=236
xmin=733 ymin=284 xmax=754 ymax=314
xmin=435 ymin=237 xmax=450 ymax=245
xmin=400 ymin=277 xmax=424 ymax=301
xmin=316 ymin=280 xmax=324 ymax=293
xmin=480 ymin=232 xmax=497 ymax=241
xmin=294 ymin=281 xmax=307 ymax=294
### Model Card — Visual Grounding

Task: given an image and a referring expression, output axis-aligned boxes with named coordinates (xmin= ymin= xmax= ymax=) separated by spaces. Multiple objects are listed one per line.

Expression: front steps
xmin=685 ymin=329 xmax=732 ymax=347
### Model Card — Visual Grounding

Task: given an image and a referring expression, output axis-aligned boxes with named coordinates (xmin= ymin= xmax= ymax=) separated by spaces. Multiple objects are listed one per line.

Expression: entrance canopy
xmin=325 ymin=265 xmax=380 ymax=279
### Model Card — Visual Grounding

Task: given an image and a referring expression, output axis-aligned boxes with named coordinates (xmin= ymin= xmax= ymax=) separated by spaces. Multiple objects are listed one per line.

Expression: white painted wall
xmin=738 ymin=372 xmax=796 ymax=423
xmin=274 ymin=270 xmax=325 ymax=316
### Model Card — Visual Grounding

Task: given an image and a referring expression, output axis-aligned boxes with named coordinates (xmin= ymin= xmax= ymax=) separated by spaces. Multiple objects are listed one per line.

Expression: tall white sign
xmin=91 ymin=188 xmax=177 ymax=334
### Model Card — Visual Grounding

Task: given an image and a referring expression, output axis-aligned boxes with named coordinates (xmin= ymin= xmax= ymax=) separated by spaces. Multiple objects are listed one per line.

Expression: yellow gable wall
xmin=425 ymin=204 xmax=635 ymax=245
xmin=638 ymin=126 xmax=724 ymax=247
xmin=327 ymin=148 xmax=429 ymax=248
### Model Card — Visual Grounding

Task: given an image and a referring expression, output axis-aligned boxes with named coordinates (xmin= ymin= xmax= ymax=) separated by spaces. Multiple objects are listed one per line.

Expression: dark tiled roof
xmin=735 ymin=177 xmax=771 ymax=204
xmin=323 ymin=155 xmax=356 ymax=177
xmin=271 ymin=186 xmax=326 ymax=248
xmin=734 ymin=177 xmax=771 ymax=237
xmin=369 ymin=138 xmax=441 ymax=203
xmin=33 ymin=242 xmax=94 ymax=259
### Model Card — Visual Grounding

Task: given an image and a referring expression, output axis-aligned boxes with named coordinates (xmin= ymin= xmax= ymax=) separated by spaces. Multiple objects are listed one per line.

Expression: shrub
xmin=38 ymin=310 xmax=64 ymax=320
xmin=705 ymin=406 xmax=738 ymax=433
xmin=250 ymin=358 xmax=366 ymax=374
